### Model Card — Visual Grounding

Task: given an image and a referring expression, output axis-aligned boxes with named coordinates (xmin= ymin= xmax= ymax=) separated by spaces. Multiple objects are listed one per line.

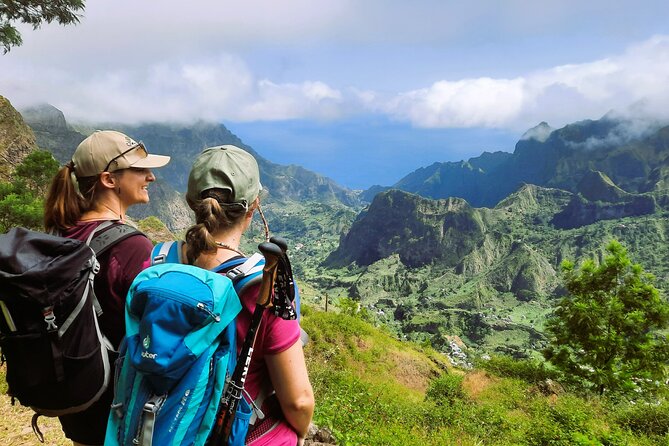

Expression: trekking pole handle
xmin=256 ymin=242 xmax=282 ymax=307
xmin=269 ymin=236 xmax=288 ymax=253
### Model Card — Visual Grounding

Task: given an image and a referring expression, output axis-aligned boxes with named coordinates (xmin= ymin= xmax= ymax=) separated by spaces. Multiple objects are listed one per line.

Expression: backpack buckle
xmin=153 ymin=254 xmax=166 ymax=264
xmin=42 ymin=307 xmax=58 ymax=332
xmin=226 ymin=267 xmax=244 ymax=280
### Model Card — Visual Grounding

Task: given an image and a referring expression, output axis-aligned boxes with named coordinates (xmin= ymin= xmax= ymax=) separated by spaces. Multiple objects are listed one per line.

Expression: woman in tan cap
xmin=44 ymin=130 xmax=170 ymax=446
xmin=184 ymin=145 xmax=314 ymax=446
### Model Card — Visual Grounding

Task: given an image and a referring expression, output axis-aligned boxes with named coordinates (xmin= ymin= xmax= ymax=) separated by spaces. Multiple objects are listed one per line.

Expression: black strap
xmin=88 ymin=223 xmax=143 ymax=257
xmin=31 ymin=413 xmax=45 ymax=443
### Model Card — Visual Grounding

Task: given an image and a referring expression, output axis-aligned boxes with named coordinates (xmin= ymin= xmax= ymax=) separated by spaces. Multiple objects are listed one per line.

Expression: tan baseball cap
xmin=186 ymin=145 xmax=261 ymax=210
xmin=71 ymin=130 xmax=170 ymax=177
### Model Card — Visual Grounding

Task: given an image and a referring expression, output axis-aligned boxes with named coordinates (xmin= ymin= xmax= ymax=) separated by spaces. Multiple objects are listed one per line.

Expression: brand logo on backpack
xmin=141 ymin=350 xmax=157 ymax=360
xmin=143 ymin=335 xmax=151 ymax=349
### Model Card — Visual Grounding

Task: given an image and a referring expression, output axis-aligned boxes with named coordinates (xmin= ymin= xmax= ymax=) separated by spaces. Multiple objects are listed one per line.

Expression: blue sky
xmin=3 ymin=1 xmax=669 ymax=188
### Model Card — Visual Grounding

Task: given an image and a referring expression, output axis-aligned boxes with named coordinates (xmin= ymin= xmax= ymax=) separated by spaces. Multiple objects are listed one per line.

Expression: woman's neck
xmin=192 ymin=227 xmax=246 ymax=269
xmin=82 ymin=194 xmax=127 ymax=222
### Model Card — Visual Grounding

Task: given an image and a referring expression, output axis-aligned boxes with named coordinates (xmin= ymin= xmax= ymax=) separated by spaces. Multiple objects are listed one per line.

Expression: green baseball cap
xmin=186 ymin=145 xmax=261 ymax=209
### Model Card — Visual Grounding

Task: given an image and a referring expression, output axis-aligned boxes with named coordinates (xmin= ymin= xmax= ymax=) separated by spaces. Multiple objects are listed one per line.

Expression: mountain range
xmin=20 ymin=102 xmax=361 ymax=231
xmin=373 ymin=116 xmax=669 ymax=209
xmin=3 ymin=94 xmax=668 ymax=357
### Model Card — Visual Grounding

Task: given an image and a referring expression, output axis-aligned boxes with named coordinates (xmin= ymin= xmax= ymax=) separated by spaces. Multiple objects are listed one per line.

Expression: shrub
xmin=615 ymin=399 xmax=669 ymax=437
xmin=425 ymin=373 xmax=465 ymax=405
xmin=478 ymin=354 xmax=554 ymax=383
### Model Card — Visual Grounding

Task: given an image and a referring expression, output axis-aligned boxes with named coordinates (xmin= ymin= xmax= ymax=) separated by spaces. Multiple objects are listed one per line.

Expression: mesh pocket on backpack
xmin=229 ymin=397 xmax=253 ymax=446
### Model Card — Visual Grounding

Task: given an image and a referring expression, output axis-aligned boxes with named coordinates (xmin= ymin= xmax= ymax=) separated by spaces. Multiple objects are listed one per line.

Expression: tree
xmin=14 ymin=148 xmax=59 ymax=195
xmin=0 ymin=0 xmax=85 ymax=53
xmin=0 ymin=149 xmax=59 ymax=231
xmin=544 ymin=240 xmax=669 ymax=396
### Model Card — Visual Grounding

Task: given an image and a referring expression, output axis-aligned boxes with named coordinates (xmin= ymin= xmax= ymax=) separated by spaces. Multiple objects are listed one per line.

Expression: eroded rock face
xmin=327 ymin=189 xmax=487 ymax=268
xmin=0 ymin=96 xmax=38 ymax=181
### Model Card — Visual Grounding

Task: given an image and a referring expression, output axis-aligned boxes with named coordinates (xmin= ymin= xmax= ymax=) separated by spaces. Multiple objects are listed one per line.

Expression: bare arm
xmin=265 ymin=339 xmax=314 ymax=440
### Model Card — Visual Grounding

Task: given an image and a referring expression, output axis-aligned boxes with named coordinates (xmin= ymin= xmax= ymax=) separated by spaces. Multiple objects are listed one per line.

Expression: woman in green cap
xmin=183 ymin=145 xmax=314 ymax=446
xmin=44 ymin=130 xmax=170 ymax=446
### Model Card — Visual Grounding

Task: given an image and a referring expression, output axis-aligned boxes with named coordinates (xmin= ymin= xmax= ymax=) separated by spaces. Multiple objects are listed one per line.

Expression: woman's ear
xmin=98 ymin=172 xmax=116 ymax=190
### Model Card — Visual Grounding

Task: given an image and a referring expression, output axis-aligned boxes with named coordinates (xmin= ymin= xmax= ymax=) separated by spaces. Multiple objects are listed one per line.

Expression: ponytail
xmin=44 ymin=164 xmax=98 ymax=233
xmin=185 ymin=190 xmax=248 ymax=264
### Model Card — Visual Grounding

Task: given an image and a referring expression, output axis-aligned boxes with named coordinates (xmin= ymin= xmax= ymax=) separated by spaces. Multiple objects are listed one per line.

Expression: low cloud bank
xmin=4 ymin=36 xmax=669 ymax=131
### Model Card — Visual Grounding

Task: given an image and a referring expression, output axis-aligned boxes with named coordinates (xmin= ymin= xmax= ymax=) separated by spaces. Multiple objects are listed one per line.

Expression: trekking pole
xmin=209 ymin=241 xmax=283 ymax=446
xmin=269 ymin=236 xmax=297 ymax=320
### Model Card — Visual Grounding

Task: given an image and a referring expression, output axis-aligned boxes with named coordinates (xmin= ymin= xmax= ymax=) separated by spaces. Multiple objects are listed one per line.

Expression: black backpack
xmin=0 ymin=221 xmax=141 ymax=425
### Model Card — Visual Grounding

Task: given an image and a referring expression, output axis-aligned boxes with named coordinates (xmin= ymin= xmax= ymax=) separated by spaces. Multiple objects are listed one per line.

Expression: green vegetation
xmin=0 ymin=149 xmax=58 ymax=232
xmin=302 ymin=307 xmax=669 ymax=445
xmin=136 ymin=215 xmax=175 ymax=243
xmin=307 ymin=186 xmax=669 ymax=359
xmin=0 ymin=0 xmax=85 ymax=53
xmin=544 ymin=240 xmax=669 ymax=395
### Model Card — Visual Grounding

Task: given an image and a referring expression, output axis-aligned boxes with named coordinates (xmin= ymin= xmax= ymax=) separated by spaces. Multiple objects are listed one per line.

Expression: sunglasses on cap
xmin=104 ymin=142 xmax=148 ymax=172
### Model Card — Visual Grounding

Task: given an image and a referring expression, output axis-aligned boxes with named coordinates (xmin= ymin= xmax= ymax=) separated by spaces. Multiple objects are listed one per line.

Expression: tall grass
xmin=302 ymin=309 xmax=669 ymax=446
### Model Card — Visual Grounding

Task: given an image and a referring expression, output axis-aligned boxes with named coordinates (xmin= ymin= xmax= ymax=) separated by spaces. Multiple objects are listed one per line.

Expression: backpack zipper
xmin=139 ymin=287 xmax=221 ymax=322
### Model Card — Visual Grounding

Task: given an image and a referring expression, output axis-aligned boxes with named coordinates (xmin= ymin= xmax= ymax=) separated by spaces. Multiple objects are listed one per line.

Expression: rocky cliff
xmin=0 ymin=96 xmax=38 ymax=180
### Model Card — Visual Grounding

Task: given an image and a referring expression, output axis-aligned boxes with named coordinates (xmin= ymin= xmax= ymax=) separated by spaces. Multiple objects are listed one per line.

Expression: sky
xmin=3 ymin=1 xmax=669 ymax=189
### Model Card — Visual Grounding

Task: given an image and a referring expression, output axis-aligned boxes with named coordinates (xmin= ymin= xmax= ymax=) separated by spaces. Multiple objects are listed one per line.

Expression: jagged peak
xmin=495 ymin=184 xmax=571 ymax=211
xmin=20 ymin=103 xmax=68 ymax=130
xmin=577 ymin=170 xmax=630 ymax=202
xmin=520 ymin=122 xmax=553 ymax=142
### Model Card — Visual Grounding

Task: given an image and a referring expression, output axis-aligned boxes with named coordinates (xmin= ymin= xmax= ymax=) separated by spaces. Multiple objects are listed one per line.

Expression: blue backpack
xmin=105 ymin=241 xmax=265 ymax=446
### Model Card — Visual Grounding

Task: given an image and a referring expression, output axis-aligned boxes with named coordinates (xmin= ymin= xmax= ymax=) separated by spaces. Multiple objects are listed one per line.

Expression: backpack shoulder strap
xmin=87 ymin=221 xmax=144 ymax=257
xmin=151 ymin=240 xmax=184 ymax=265
xmin=214 ymin=252 xmax=264 ymax=295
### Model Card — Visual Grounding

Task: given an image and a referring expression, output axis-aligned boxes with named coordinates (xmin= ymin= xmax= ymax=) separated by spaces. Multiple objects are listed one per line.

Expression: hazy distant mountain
xmin=384 ymin=116 xmax=669 ymax=207
xmin=19 ymin=103 xmax=363 ymax=230
xmin=21 ymin=104 xmax=87 ymax=164
xmin=19 ymin=104 xmax=360 ymax=207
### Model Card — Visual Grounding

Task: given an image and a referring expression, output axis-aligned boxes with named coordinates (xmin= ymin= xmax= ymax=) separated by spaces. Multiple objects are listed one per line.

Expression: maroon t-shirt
xmin=62 ymin=221 xmax=153 ymax=348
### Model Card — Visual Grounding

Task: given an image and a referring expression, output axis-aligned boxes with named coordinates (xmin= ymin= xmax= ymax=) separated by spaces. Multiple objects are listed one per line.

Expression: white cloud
xmin=383 ymin=77 xmax=526 ymax=127
xmin=3 ymin=1 xmax=669 ymax=129
xmin=1 ymin=55 xmax=346 ymax=123
xmin=379 ymin=35 xmax=669 ymax=129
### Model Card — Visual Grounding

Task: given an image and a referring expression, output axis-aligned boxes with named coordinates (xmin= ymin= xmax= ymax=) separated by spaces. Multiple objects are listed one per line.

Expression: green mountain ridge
xmin=388 ymin=115 xmax=669 ymax=208
xmin=321 ymin=184 xmax=669 ymax=356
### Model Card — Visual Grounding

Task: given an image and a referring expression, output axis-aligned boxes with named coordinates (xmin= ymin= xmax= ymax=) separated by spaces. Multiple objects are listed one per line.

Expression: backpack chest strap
xmin=225 ymin=253 xmax=264 ymax=281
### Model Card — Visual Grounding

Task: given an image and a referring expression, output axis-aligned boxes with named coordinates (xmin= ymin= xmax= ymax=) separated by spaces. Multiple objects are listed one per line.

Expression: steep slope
xmin=576 ymin=170 xmax=631 ymax=202
xmin=326 ymin=189 xmax=489 ymax=268
xmin=0 ymin=96 xmax=38 ymax=180
xmin=551 ymin=171 xmax=656 ymax=229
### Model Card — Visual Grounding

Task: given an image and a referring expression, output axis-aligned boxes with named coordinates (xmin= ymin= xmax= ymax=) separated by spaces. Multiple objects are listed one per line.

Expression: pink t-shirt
xmin=62 ymin=221 xmax=153 ymax=349
xmin=235 ymin=282 xmax=301 ymax=446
